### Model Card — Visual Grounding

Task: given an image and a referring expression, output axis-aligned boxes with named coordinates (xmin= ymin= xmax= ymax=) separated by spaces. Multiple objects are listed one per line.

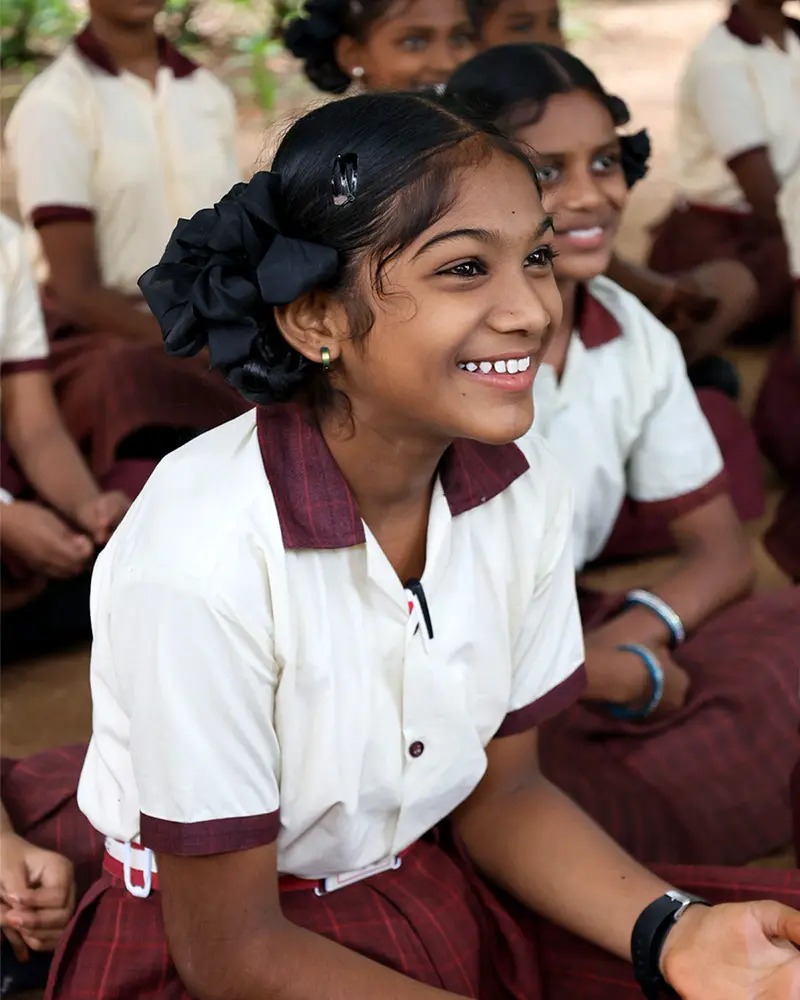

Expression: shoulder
xmin=685 ymin=23 xmax=751 ymax=73
xmin=95 ymin=411 xmax=279 ymax=605
xmin=5 ymin=48 xmax=87 ymax=137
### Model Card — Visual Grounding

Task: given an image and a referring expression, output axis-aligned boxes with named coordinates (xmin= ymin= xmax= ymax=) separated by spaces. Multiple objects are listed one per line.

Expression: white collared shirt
xmin=672 ymin=15 xmax=800 ymax=210
xmin=0 ymin=213 xmax=49 ymax=401
xmin=779 ymin=169 xmax=800 ymax=278
xmin=79 ymin=405 xmax=585 ymax=877
xmin=529 ymin=277 xmax=725 ymax=570
xmin=4 ymin=30 xmax=240 ymax=294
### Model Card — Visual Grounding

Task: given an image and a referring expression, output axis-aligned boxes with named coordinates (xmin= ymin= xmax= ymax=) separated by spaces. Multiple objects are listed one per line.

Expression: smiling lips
xmin=458 ymin=356 xmax=532 ymax=374
xmin=456 ymin=354 xmax=536 ymax=391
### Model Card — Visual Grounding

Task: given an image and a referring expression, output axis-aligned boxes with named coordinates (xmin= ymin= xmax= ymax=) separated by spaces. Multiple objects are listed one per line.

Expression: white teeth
xmin=568 ymin=227 xmax=603 ymax=238
xmin=466 ymin=361 xmax=478 ymax=372
xmin=459 ymin=356 xmax=532 ymax=374
xmin=519 ymin=356 xmax=531 ymax=371
xmin=494 ymin=359 xmax=507 ymax=373
xmin=479 ymin=361 xmax=493 ymax=373
xmin=506 ymin=359 xmax=519 ymax=374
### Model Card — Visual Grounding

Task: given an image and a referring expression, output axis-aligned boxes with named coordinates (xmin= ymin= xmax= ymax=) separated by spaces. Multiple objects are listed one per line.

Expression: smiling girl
xmin=280 ymin=0 xmax=475 ymax=93
xmin=35 ymin=91 xmax=800 ymax=1000
xmin=447 ymin=45 xmax=800 ymax=866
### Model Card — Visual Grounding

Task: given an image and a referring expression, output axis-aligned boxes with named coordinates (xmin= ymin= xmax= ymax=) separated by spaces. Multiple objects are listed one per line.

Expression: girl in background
xmin=280 ymin=0 xmax=475 ymax=93
xmin=4 ymin=0 xmax=250 ymax=488
xmin=649 ymin=0 xmax=799 ymax=340
xmin=0 ymin=214 xmax=137 ymax=662
xmin=447 ymin=44 xmax=800 ymax=866
xmin=469 ymin=0 xmax=564 ymax=47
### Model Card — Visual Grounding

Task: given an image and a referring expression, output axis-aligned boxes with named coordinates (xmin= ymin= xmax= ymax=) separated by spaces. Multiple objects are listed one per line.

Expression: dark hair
xmin=466 ymin=0 xmax=501 ymax=29
xmin=278 ymin=0 xmax=397 ymax=93
xmin=141 ymin=92 xmax=542 ymax=408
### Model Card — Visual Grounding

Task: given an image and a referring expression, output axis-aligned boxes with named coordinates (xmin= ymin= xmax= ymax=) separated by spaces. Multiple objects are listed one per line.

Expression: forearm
xmin=59 ymin=284 xmax=162 ymax=344
xmin=178 ymin=917 xmax=465 ymax=1000
xmin=582 ymin=645 xmax=650 ymax=704
xmin=605 ymin=254 xmax=669 ymax=312
xmin=10 ymin=425 xmax=100 ymax=521
xmin=456 ymin=775 xmax=670 ymax=961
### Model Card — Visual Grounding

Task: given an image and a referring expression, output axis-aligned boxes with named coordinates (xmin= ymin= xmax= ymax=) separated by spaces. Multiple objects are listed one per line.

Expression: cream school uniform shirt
xmin=529 ymin=276 xmax=725 ymax=571
xmin=79 ymin=404 xmax=585 ymax=877
xmin=4 ymin=27 xmax=240 ymax=295
xmin=672 ymin=10 xmax=800 ymax=210
xmin=779 ymin=169 xmax=800 ymax=279
xmin=0 ymin=214 xmax=49 ymax=399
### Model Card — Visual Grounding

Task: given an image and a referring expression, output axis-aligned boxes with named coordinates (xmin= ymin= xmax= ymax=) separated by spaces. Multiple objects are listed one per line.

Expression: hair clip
xmin=332 ymin=152 xmax=359 ymax=207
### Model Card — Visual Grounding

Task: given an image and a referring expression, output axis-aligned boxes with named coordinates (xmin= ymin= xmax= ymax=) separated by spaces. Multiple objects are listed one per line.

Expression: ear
xmin=334 ymin=34 xmax=365 ymax=82
xmin=274 ymin=290 xmax=349 ymax=365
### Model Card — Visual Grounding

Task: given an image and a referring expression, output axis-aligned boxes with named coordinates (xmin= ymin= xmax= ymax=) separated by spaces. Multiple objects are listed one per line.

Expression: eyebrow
xmin=414 ymin=215 xmax=554 ymax=259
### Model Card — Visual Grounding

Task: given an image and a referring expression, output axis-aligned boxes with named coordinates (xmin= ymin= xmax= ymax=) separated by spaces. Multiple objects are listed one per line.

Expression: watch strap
xmin=631 ymin=891 xmax=708 ymax=999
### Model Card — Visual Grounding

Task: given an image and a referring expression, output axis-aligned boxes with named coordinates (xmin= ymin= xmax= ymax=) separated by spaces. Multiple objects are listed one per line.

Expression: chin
xmin=555 ymin=249 xmax=613 ymax=284
xmin=460 ymin=406 xmax=535 ymax=447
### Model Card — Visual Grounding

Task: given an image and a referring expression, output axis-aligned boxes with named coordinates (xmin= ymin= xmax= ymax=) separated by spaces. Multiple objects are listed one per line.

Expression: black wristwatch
xmin=631 ymin=890 xmax=709 ymax=999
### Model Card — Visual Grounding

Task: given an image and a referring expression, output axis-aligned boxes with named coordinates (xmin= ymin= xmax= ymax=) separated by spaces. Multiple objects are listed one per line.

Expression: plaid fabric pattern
xmin=765 ymin=486 xmax=800 ymax=582
xmin=753 ymin=343 xmax=800 ymax=482
xmin=46 ymin=328 xmax=250 ymax=480
xmin=599 ymin=390 xmax=764 ymax=562
xmin=540 ymin=586 xmax=800 ymax=865
xmin=1 ymin=745 xmax=104 ymax=901
xmin=46 ymin=824 xmax=800 ymax=1000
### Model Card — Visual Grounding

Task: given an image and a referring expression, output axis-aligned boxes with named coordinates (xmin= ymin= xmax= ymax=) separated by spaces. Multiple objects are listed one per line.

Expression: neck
xmin=88 ymin=15 xmax=159 ymax=71
xmin=737 ymin=0 xmax=787 ymax=40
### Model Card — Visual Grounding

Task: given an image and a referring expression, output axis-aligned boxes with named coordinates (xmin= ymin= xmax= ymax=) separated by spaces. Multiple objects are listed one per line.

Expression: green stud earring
xmin=320 ymin=345 xmax=331 ymax=371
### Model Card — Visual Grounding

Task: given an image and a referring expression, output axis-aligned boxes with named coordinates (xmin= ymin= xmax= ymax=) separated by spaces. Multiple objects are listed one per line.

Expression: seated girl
xmin=3 ymin=0 xmax=251 ymax=486
xmin=45 ymin=90 xmax=800 ymax=1000
xmin=756 ymin=169 xmax=800 ymax=581
xmin=1 ymin=747 xmax=103 ymax=996
xmin=469 ymin=0 xmax=757 ymax=389
xmin=648 ymin=0 xmax=798 ymax=341
xmin=447 ymin=44 xmax=800 ymax=866
xmin=281 ymin=0 xmax=475 ymax=93
xmin=0 ymin=214 xmax=140 ymax=662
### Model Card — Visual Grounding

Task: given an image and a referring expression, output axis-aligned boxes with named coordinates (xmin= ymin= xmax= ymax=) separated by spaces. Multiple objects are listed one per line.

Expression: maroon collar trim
xmin=74 ymin=24 xmax=198 ymax=78
xmin=256 ymin=402 xmax=530 ymax=550
xmin=724 ymin=5 xmax=800 ymax=45
xmin=575 ymin=284 xmax=622 ymax=348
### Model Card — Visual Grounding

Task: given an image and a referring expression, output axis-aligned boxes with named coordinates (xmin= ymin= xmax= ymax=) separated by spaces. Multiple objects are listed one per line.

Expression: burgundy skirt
xmin=599 ymin=388 xmax=765 ymax=562
xmin=648 ymin=204 xmax=793 ymax=332
xmin=539 ymin=586 xmax=800 ymax=865
xmin=46 ymin=323 xmax=251 ymax=481
xmin=46 ymin=831 xmax=800 ymax=1000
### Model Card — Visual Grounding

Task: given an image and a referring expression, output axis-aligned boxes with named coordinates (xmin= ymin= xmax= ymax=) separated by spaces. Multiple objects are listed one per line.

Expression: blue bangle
xmin=608 ymin=644 xmax=664 ymax=720
xmin=624 ymin=589 xmax=686 ymax=648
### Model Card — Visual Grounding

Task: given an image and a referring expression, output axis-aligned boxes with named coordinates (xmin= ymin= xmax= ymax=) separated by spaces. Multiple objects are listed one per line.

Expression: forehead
xmin=516 ymin=91 xmax=616 ymax=152
xmin=378 ymin=0 xmax=471 ymax=30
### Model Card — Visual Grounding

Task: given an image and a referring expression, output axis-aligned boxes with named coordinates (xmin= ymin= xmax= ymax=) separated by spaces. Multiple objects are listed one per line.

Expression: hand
xmin=648 ymin=646 xmax=691 ymax=718
xmin=74 ymin=490 xmax=130 ymax=545
xmin=661 ymin=900 xmax=800 ymax=999
xmin=654 ymin=276 xmax=719 ymax=335
xmin=0 ymin=832 xmax=76 ymax=957
xmin=0 ymin=501 xmax=93 ymax=578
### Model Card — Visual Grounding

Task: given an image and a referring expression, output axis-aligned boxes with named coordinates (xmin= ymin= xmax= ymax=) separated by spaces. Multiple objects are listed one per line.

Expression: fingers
xmin=1 ymin=925 xmax=30 ymax=963
xmin=5 ymin=904 xmax=73 ymax=934
xmin=761 ymin=901 xmax=800 ymax=946
xmin=6 ymin=882 xmax=73 ymax=912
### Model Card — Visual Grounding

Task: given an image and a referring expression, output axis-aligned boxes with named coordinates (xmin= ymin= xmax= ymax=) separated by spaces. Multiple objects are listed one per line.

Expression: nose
xmin=485 ymin=268 xmax=560 ymax=345
xmin=560 ymin=163 xmax=604 ymax=212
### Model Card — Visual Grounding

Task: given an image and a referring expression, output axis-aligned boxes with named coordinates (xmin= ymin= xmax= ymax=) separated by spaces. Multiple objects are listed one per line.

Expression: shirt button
xmin=409 ymin=741 xmax=425 ymax=758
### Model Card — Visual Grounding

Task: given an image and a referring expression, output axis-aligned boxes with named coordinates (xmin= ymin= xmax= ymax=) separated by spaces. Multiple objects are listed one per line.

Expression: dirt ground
xmin=0 ymin=2 xmax=795 ymax=878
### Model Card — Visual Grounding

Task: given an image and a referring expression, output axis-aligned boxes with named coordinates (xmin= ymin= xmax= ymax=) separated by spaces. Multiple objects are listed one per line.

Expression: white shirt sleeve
xmin=0 ymin=216 xmax=49 ymax=370
xmin=6 ymin=89 xmax=94 ymax=221
xmin=691 ymin=56 xmax=770 ymax=161
xmin=627 ymin=309 xmax=724 ymax=507
xmin=779 ymin=170 xmax=800 ymax=278
xmin=97 ymin=564 xmax=282 ymax=856
xmin=497 ymin=445 xmax=585 ymax=737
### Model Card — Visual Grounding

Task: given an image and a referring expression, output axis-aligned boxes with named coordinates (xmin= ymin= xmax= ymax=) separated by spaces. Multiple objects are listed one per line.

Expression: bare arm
xmin=1 ymin=370 xmax=100 ymax=521
xmin=587 ymin=493 xmax=755 ymax=650
xmin=158 ymin=843 xmax=468 ymax=1000
xmin=39 ymin=221 xmax=162 ymax=344
xmin=727 ymin=148 xmax=782 ymax=230
xmin=453 ymin=729 xmax=670 ymax=959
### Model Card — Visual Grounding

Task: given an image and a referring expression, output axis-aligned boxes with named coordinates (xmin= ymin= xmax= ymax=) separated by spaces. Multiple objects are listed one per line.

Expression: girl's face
xmin=480 ymin=0 xmax=564 ymax=49
xmin=336 ymin=0 xmax=476 ymax=91
xmin=333 ymin=154 xmax=561 ymax=446
xmin=514 ymin=90 xmax=627 ymax=282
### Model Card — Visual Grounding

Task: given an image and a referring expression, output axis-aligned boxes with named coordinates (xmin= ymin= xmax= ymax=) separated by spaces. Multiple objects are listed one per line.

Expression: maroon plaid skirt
xmin=753 ymin=343 xmax=800 ymax=482
xmin=47 ymin=329 xmax=250 ymax=480
xmin=599 ymin=388 xmax=765 ymax=561
xmin=540 ymin=586 xmax=800 ymax=865
xmin=0 ymin=745 xmax=104 ymax=902
xmin=648 ymin=204 xmax=793 ymax=331
xmin=46 ymin=828 xmax=800 ymax=1000
xmin=765 ymin=487 xmax=800 ymax=582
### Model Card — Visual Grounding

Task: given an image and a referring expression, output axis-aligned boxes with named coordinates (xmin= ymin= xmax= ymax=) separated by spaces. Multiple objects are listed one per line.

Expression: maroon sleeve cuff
xmin=140 ymin=809 xmax=280 ymax=856
xmin=0 ymin=358 xmax=49 ymax=377
xmin=31 ymin=205 xmax=95 ymax=229
xmin=629 ymin=470 xmax=729 ymax=522
xmin=495 ymin=663 xmax=587 ymax=738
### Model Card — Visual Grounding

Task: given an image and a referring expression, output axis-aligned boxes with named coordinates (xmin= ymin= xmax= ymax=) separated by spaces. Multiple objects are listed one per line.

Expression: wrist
xmin=659 ymin=901 xmax=707 ymax=978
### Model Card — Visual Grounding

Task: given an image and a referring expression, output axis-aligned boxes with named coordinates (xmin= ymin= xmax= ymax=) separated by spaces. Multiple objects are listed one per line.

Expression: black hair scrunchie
xmin=138 ymin=171 xmax=340 ymax=402
xmin=620 ymin=129 xmax=651 ymax=189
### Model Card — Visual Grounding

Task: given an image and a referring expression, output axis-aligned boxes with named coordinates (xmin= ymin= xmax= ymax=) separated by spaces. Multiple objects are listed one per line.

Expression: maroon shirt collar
xmin=256 ymin=401 xmax=530 ymax=550
xmin=74 ymin=24 xmax=198 ymax=78
xmin=724 ymin=5 xmax=800 ymax=45
xmin=575 ymin=284 xmax=622 ymax=348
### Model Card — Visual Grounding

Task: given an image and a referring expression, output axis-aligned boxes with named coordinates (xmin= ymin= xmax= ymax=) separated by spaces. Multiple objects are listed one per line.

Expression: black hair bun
xmin=282 ymin=0 xmax=352 ymax=94
xmin=138 ymin=171 xmax=340 ymax=405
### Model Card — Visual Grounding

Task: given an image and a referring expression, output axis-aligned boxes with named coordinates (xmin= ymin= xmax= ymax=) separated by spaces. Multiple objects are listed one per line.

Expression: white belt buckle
xmin=123 ymin=841 xmax=153 ymax=899
xmin=314 ymin=855 xmax=402 ymax=897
